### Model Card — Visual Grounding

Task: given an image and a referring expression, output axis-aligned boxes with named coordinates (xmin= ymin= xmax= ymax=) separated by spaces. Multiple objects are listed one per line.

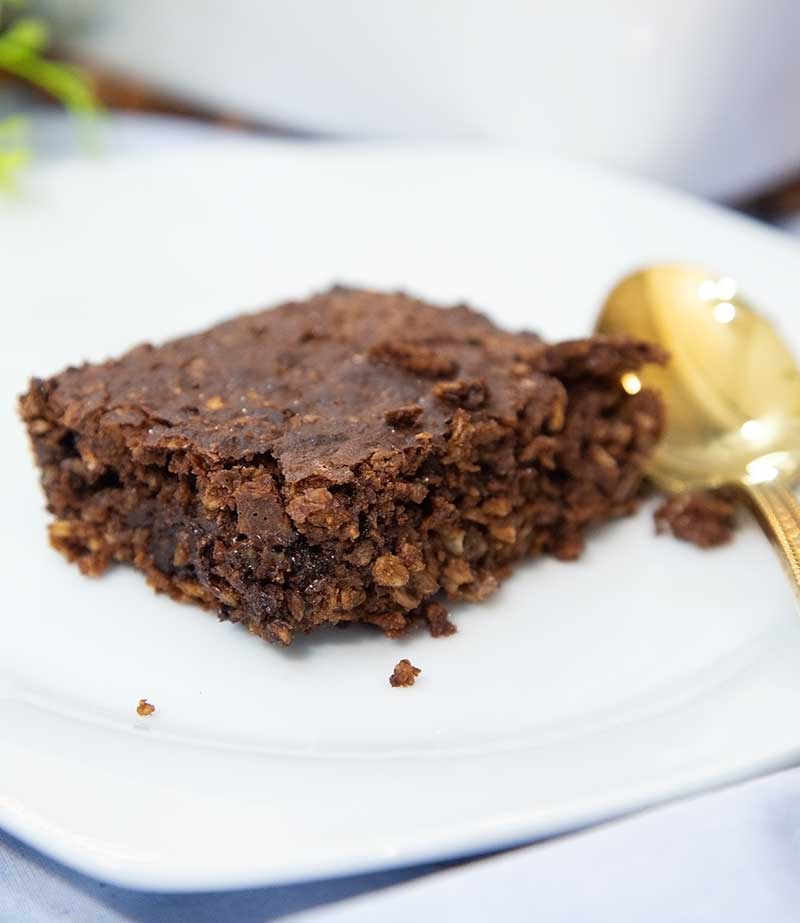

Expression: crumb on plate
xmin=390 ymin=659 xmax=421 ymax=687
xmin=654 ymin=491 xmax=736 ymax=548
xmin=136 ymin=698 xmax=156 ymax=717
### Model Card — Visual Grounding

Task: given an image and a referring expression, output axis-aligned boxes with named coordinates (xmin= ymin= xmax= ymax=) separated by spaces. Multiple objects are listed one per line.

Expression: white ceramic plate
xmin=3 ymin=143 xmax=800 ymax=891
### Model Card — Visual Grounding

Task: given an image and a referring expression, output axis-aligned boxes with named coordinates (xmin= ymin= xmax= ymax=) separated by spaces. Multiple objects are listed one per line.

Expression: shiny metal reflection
xmin=597 ymin=264 xmax=800 ymax=600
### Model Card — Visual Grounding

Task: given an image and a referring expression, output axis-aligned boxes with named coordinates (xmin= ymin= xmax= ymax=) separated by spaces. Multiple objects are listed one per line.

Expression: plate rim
xmin=4 ymin=139 xmax=800 ymax=891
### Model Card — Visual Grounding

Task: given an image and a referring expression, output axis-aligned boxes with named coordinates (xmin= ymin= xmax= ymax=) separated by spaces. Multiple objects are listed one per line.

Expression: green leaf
xmin=0 ymin=3 xmax=101 ymax=186
xmin=0 ymin=16 xmax=49 ymax=67
xmin=0 ymin=146 xmax=29 ymax=188
xmin=0 ymin=47 xmax=98 ymax=116
xmin=0 ymin=115 xmax=30 ymax=191
xmin=2 ymin=15 xmax=48 ymax=50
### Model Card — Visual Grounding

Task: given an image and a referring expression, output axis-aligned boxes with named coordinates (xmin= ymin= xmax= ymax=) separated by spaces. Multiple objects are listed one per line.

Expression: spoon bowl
xmin=597 ymin=265 xmax=800 ymax=493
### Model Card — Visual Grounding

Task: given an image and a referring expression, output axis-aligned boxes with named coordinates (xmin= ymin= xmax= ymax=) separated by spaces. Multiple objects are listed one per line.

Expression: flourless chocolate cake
xmin=20 ymin=287 xmax=665 ymax=644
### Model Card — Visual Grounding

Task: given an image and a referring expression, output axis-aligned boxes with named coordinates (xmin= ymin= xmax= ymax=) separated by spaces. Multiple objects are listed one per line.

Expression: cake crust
xmin=20 ymin=287 xmax=665 ymax=644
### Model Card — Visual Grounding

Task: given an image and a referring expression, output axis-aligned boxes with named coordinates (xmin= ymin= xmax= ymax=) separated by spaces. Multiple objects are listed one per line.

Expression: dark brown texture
xmin=20 ymin=288 xmax=665 ymax=644
xmin=654 ymin=491 xmax=736 ymax=548
xmin=421 ymin=600 xmax=457 ymax=638
xmin=390 ymin=659 xmax=421 ymax=687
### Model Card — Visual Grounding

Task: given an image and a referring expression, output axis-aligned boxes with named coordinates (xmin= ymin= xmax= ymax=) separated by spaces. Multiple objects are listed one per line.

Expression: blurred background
xmin=3 ymin=0 xmax=800 ymax=228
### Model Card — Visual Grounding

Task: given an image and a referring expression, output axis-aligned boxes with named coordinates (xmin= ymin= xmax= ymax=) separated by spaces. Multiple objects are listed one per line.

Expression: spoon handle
xmin=739 ymin=483 xmax=800 ymax=595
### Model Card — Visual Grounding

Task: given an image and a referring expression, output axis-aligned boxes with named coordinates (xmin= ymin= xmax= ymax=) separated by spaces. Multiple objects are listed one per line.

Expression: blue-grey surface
xmin=288 ymin=767 xmax=800 ymax=923
xmin=23 ymin=108 xmax=255 ymax=160
xmin=0 ymin=830 xmax=454 ymax=923
xmin=7 ymin=768 xmax=800 ymax=923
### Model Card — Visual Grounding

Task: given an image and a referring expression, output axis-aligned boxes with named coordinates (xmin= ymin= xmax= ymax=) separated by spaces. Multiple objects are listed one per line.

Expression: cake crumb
xmin=136 ymin=698 xmax=156 ymax=717
xmin=390 ymin=659 xmax=421 ymax=687
xmin=433 ymin=377 xmax=489 ymax=409
xmin=384 ymin=404 xmax=423 ymax=427
xmin=373 ymin=554 xmax=410 ymax=587
xmin=421 ymin=600 xmax=457 ymax=638
xmin=654 ymin=491 xmax=736 ymax=548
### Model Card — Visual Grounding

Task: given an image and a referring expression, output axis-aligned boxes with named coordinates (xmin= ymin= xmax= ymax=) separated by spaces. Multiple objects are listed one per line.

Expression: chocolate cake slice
xmin=20 ymin=287 xmax=665 ymax=644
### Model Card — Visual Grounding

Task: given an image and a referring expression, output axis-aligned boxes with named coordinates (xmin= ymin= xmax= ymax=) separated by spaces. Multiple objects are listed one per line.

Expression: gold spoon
xmin=596 ymin=264 xmax=800 ymax=594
